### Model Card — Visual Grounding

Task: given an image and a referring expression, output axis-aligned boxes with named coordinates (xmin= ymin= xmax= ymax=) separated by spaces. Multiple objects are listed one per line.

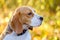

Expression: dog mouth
xmin=38 ymin=22 xmax=42 ymax=26
xmin=23 ymin=21 xmax=43 ymax=30
xmin=28 ymin=23 xmax=42 ymax=30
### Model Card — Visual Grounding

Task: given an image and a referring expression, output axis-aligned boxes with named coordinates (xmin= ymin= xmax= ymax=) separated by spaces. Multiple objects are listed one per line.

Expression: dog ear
xmin=10 ymin=9 xmax=23 ymax=34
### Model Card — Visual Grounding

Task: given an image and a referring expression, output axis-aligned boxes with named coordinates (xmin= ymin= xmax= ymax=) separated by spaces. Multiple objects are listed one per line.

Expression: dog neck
xmin=3 ymin=30 xmax=31 ymax=40
xmin=17 ymin=29 xmax=27 ymax=36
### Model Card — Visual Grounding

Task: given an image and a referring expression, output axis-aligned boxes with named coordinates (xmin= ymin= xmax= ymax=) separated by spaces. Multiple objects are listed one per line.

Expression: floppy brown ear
xmin=10 ymin=10 xmax=23 ymax=34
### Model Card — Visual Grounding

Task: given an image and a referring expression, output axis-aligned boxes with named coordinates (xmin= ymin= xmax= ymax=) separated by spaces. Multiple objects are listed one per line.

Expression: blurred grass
xmin=0 ymin=0 xmax=60 ymax=40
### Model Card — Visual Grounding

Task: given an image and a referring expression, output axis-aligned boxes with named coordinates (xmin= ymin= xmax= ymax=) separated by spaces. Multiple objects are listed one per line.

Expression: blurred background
xmin=0 ymin=0 xmax=60 ymax=40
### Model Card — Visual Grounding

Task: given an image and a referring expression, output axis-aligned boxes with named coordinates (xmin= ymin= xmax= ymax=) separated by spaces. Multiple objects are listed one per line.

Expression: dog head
xmin=9 ymin=6 xmax=43 ymax=34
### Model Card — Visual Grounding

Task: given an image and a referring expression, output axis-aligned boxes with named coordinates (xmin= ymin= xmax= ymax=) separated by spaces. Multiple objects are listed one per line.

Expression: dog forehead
xmin=17 ymin=7 xmax=34 ymax=13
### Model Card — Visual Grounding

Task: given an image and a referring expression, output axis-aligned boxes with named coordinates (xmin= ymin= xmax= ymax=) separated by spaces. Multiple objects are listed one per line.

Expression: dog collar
xmin=17 ymin=29 xmax=27 ymax=36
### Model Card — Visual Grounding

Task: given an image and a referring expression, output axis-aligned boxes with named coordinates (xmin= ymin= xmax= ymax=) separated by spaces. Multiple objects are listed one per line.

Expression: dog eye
xmin=34 ymin=10 xmax=36 ymax=12
xmin=28 ymin=12 xmax=32 ymax=15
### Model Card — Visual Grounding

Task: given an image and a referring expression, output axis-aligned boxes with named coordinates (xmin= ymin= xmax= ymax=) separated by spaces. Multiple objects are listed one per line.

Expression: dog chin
xmin=33 ymin=22 xmax=42 ymax=27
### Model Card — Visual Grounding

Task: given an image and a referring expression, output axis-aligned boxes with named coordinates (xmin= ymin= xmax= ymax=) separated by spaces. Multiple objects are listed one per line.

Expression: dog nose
xmin=39 ymin=17 xmax=43 ymax=21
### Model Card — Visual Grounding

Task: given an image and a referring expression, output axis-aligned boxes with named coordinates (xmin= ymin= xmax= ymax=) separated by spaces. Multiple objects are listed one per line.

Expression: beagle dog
xmin=0 ymin=6 xmax=43 ymax=40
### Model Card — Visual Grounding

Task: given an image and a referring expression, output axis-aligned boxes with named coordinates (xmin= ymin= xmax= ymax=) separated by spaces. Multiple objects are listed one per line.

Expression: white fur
xmin=3 ymin=30 xmax=31 ymax=40
xmin=23 ymin=25 xmax=28 ymax=29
